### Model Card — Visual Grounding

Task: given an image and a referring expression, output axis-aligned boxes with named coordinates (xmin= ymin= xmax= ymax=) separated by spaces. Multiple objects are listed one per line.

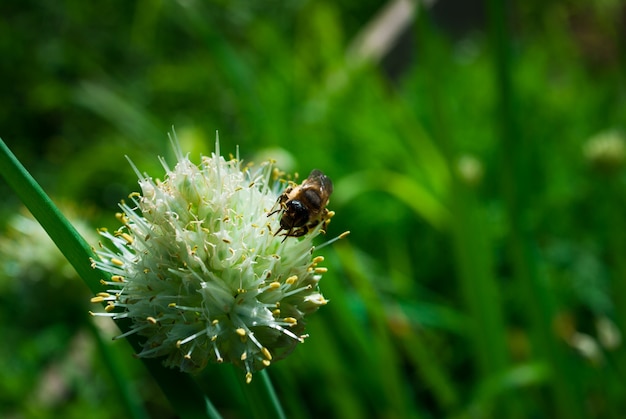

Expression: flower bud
xmin=456 ymin=154 xmax=484 ymax=187
xmin=583 ymin=129 xmax=626 ymax=174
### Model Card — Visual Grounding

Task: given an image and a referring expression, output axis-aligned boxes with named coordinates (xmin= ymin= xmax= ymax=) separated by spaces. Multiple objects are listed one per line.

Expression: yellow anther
xmin=235 ymin=328 xmax=246 ymax=337
xmin=115 ymin=212 xmax=126 ymax=222
xmin=146 ymin=317 xmax=157 ymax=324
xmin=269 ymin=281 xmax=281 ymax=289
xmin=111 ymin=275 xmax=124 ymax=282
xmin=90 ymin=296 xmax=105 ymax=303
xmin=261 ymin=347 xmax=272 ymax=360
xmin=212 ymin=319 xmax=219 ymax=325
xmin=272 ymin=309 xmax=281 ymax=316
xmin=241 ymin=352 xmax=247 ymax=361
xmin=119 ymin=233 xmax=133 ymax=244
xmin=339 ymin=231 xmax=351 ymax=239
xmin=284 ymin=317 xmax=297 ymax=325
xmin=246 ymin=372 xmax=253 ymax=384
xmin=168 ymin=303 xmax=177 ymax=308
xmin=105 ymin=303 xmax=116 ymax=312
xmin=314 ymin=267 xmax=328 ymax=274
xmin=285 ymin=275 xmax=297 ymax=285
xmin=262 ymin=359 xmax=271 ymax=367
xmin=312 ymin=256 xmax=325 ymax=264
xmin=110 ymin=258 xmax=124 ymax=267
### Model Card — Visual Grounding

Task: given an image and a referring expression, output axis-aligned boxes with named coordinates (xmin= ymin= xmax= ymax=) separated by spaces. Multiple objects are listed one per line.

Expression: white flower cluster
xmin=91 ymin=139 xmax=332 ymax=382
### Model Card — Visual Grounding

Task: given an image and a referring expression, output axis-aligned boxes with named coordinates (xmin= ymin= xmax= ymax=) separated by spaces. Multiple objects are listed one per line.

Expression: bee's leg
xmin=320 ymin=219 xmax=329 ymax=234
xmin=267 ymin=208 xmax=282 ymax=217
xmin=319 ymin=209 xmax=333 ymax=234
xmin=279 ymin=226 xmax=308 ymax=241
xmin=289 ymin=227 xmax=308 ymax=238
xmin=267 ymin=200 xmax=285 ymax=217
xmin=267 ymin=188 xmax=291 ymax=217
xmin=280 ymin=228 xmax=295 ymax=242
xmin=306 ymin=219 xmax=326 ymax=235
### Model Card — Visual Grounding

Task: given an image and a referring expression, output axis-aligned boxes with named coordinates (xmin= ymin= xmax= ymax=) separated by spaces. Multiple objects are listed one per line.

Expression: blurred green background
xmin=1 ymin=0 xmax=626 ymax=418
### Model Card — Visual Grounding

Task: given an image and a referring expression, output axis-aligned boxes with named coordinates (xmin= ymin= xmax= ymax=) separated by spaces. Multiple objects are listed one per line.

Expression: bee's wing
xmin=305 ymin=169 xmax=333 ymax=196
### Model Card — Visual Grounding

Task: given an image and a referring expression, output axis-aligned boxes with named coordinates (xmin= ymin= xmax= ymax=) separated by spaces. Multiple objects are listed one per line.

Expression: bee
xmin=268 ymin=169 xmax=333 ymax=239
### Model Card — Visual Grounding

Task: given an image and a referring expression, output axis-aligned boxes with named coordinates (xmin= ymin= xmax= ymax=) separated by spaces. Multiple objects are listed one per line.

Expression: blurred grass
xmin=1 ymin=0 xmax=626 ymax=418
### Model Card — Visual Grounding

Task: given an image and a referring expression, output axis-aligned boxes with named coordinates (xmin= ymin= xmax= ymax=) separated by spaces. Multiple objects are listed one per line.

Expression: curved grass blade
xmin=0 ymin=138 xmax=216 ymax=419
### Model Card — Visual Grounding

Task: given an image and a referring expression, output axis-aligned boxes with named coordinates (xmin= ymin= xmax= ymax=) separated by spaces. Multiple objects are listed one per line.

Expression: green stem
xmin=450 ymin=185 xmax=511 ymax=393
xmin=598 ymin=177 xmax=626 ymax=414
xmin=484 ymin=1 xmax=584 ymax=417
xmin=0 ymin=138 xmax=212 ymax=419
xmin=259 ymin=370 xmax=287 ymax=419
xmin=231 ymin=367 xmax=286 ymax=419
xmin=336 ymin=242 xmax=421 ymax=418
xmin=204 ymin=395 xmax=224 ymax=419
xmin=415 ymin=8 xmax=513 ymax=416
xmin=88 ymin=320 xmax=150 ymax=419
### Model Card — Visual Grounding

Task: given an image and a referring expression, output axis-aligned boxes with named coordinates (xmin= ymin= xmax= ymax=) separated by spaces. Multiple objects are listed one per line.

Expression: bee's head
xmin=281 ymin=200 xmax=309 ymax=229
